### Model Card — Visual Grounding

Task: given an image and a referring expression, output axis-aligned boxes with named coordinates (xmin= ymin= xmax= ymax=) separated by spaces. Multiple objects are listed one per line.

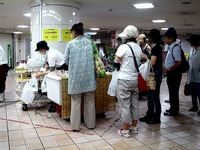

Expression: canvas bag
xmin=146 ymin=65 xmax=156 ymax=90
xmin=127 ymin=44 xmax=148 ymax=92
xmin=91 ymin=39 xmax=106 ymax=78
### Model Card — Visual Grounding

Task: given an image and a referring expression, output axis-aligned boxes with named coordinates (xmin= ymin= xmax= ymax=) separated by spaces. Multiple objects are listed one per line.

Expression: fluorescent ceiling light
xmin=133 ymin=3 xmax=154 ymax=9
xmin=23 ymin=13 xmax=31 ymax=17
xmin=161 ymin=28 xmax=168 ymax=30
xmin=13 ymin=31 xmax=23 ymax=34
xmin=72 ymin=12 xmax=76 ymax=16
xmin=84 ymin=32 xmax=97 ymax=36
xmin=152 ymin=20 xmax=166 ymax=23
xmin=89 ymin=28 xmax=100 ymax=31
xmin=17 ymin=25 xmax=29 ymax=28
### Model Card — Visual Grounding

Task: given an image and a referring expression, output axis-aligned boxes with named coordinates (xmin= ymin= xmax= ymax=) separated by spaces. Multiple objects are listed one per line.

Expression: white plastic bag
xmin=139 ymin=59 xmax=151 ymax=81
xmin=41 ymin=76 xmax=47 ymax=93
xmin=21 ymin=81 xmax=35 ymax=104
xmin=29 ymin=77 xmax=38 ymax=92
xmin=107 ymin=70 xmax=119 ymax=96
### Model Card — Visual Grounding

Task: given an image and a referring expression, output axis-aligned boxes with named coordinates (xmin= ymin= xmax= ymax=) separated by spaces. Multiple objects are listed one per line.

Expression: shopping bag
xmin=41 ymin=76 xmax=47 ymax=93
xmin=91 ymin=39 xmax=106 ymax=78
xmin=139 ymin=59 xmax=151 ymax=81
xmin=146 ymin=72 xmax=156 ymax=90
xmin=21 ymin=81 xmax=35 ymax=104
xmin=28 ymin=77 xmax=38 ymax=92
xmin=107 ymin=70 xmax=119 ymax=96
xmin=184 ymin=83 xmax=191 ymax=96
xmin=138 ymin=73 xmax=148 ymax=93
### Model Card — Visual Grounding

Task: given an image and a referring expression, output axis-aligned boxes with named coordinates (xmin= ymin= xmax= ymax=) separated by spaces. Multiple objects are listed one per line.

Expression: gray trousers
xmin=117 ymin=79 xmax=139 ymax=124
xmin=70 ymin=91 xmax=95 ymax=130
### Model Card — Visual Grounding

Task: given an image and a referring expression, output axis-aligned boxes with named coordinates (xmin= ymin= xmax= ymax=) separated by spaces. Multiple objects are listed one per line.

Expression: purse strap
xmin=127 ymin=44 xmax=139 ymax=73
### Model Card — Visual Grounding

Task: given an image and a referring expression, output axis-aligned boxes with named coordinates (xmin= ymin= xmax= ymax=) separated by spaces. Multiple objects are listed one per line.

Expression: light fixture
xmin=89 ymin=28 xmax=100 ymax=31
xmin=23 ymin=13 xmax=31 ymax=17
xmin=72 ymin=12 xmax=76 ymax=16
xmin=13 ymin=31 xmax=23 ymax=34
xmin=133 ymin=3 xmax=154 ymax=9
xmin=161 ymin=28 xmax=168 ymax=31
xmin=152 ymin=20 xmax=166 ymax=23
xmin=17 ymin=25 xmax=29 ymax=28
xmin=84 ymin=32 xmax=97 ymax=36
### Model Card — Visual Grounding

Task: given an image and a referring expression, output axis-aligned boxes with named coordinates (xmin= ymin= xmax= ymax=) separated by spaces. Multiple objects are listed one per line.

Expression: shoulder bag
xmin=127 ymin=44 xmax=147 ymax=92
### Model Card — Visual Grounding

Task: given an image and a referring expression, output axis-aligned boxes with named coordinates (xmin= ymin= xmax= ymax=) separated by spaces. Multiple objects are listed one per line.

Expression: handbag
xmin=107 ymin=69 xmax=119 ymax=96
xmin=146 ymin=65 xmax=156 ymax=90
xmin=127 ymin=44 xmax=148 ymax=92
xmin=91 ymin=40 xmax=106 ymax=78
xmin=184 ymin=83 xmax=191 ymax=96
xmin=184 ymin=76 xmax=191 ymax=96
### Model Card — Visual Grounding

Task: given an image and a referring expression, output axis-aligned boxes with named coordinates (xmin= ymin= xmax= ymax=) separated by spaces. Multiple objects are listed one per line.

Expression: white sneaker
xmin=117 ymin=129 xmax=131 ymax=138
xmin=130 ymin=126 xmax=138 ymax=134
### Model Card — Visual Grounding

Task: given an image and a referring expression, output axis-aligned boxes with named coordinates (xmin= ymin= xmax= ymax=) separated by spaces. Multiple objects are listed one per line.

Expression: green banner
xmin=7 ymin=44 xmax=12 ymax=67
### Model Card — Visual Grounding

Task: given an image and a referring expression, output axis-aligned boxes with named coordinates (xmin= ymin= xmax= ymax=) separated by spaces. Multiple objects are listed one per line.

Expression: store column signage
xmin=62 ymin=29 xmax=72 ymax=42
xmin=43 ymin=28 xmax=59 ymax=41
xmin=7 ymin=44 xmax=12 ymax=67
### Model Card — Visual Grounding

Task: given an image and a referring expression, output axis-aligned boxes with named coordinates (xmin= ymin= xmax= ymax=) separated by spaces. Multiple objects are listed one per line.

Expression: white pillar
xmin=30 ymin=0 xmax=80 ymax=60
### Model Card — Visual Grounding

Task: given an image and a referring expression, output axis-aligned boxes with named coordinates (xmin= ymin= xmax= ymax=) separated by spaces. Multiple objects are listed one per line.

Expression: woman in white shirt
xmin=35 ymin=41 xmax=67 ymax=77
xmin=114 ymin=25 xmax=143 ymax=138
xmin=0 ymin=45 xmax=9 ymax=102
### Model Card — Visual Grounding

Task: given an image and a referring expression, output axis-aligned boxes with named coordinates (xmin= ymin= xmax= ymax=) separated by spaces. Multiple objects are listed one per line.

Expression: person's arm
xmin=164 ymin=61 xmax=181 ymax=74
xmin=35 ymin=70 xmax=50 ymax=78
xmin=151 ymin=55 xmax=157 ymax=66
xmin=114 ymin=56 xmax=122 ymax=71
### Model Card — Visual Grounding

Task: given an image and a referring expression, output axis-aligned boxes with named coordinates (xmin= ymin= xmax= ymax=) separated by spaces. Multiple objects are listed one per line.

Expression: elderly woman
xmin=114 ymin=25 xmax=142 ymax=138
xmin=187 ymin=34 xmax=200 ymax=115
xmin=64 ymin=22 xmax=97 ymax=131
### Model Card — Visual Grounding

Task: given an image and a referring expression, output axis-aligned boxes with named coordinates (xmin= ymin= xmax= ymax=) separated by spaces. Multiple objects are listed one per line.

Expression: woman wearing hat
xmin=187 ymin=34 xmax=200 ymax=115
xmin=114 ymin=25 xmax=143 ymax=137
xmin=0 ymin=45 xmax=9 ymax=102
xmin=35 ymin=41 xmax=67 ymax=77
xmin=139 ymin=29 xmax=163 ymax=124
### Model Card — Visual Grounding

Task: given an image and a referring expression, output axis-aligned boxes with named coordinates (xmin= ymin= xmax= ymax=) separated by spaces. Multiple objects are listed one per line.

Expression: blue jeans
xmin=146 ymin=70 xmax=163 ymax=120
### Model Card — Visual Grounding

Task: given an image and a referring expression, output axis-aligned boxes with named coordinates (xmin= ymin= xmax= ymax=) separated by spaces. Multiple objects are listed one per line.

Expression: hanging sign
xmin=62 ymin=29 xmax=73 ymax=42
xmin=43 ymin=28 xmax=59 ymax=41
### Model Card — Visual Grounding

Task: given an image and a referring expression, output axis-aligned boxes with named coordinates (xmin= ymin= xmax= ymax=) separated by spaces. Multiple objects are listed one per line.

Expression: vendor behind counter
xmin=35 ymin=41 xmax=68 ymax=78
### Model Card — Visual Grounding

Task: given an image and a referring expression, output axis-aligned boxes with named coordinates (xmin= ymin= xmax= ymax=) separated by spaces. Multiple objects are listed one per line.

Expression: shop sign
xmin=62 ymin=29 xmax=73 ymax=42
xmin=7 ymin=44 xmax=12 ymax=67
xmin=43 ymin=28 xmax=59 ymax=41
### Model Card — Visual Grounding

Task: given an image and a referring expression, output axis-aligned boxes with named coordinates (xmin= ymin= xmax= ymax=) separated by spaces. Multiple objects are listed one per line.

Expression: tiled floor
xmin=0 ymin=71 xmax=200 ymax=150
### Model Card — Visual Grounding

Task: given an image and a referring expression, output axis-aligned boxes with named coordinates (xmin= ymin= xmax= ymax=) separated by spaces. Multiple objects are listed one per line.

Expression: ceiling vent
xmin=177 ymin=11 xmax=196 ymax=15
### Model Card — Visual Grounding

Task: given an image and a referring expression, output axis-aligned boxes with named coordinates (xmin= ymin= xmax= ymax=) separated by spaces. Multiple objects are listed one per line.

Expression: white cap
xmin=119 ymin=25 xmax=139 ymax=39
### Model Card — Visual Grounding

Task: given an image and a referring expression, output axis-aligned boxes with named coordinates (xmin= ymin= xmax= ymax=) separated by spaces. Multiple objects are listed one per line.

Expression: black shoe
xmin=164 ymin=111 xmax=178 ymax=116
xmin=197 ymin=110 xmax=200 ymax=116
xmin=139 ymin=115 xmax=151 ymax=122
xmin=188 ymin=107 xmax=198 ymax=112
xmin=146 ymin=119 xmax=161 ymax=124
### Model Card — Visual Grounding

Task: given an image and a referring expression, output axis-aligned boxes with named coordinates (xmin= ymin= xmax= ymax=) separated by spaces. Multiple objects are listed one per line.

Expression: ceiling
xmin=0 ymin=0 xmax=199 ymax=36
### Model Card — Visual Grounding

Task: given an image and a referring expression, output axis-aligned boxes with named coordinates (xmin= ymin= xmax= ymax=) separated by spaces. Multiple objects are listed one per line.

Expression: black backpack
xmin=172 ymin=44 xmax=189 ymax=73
